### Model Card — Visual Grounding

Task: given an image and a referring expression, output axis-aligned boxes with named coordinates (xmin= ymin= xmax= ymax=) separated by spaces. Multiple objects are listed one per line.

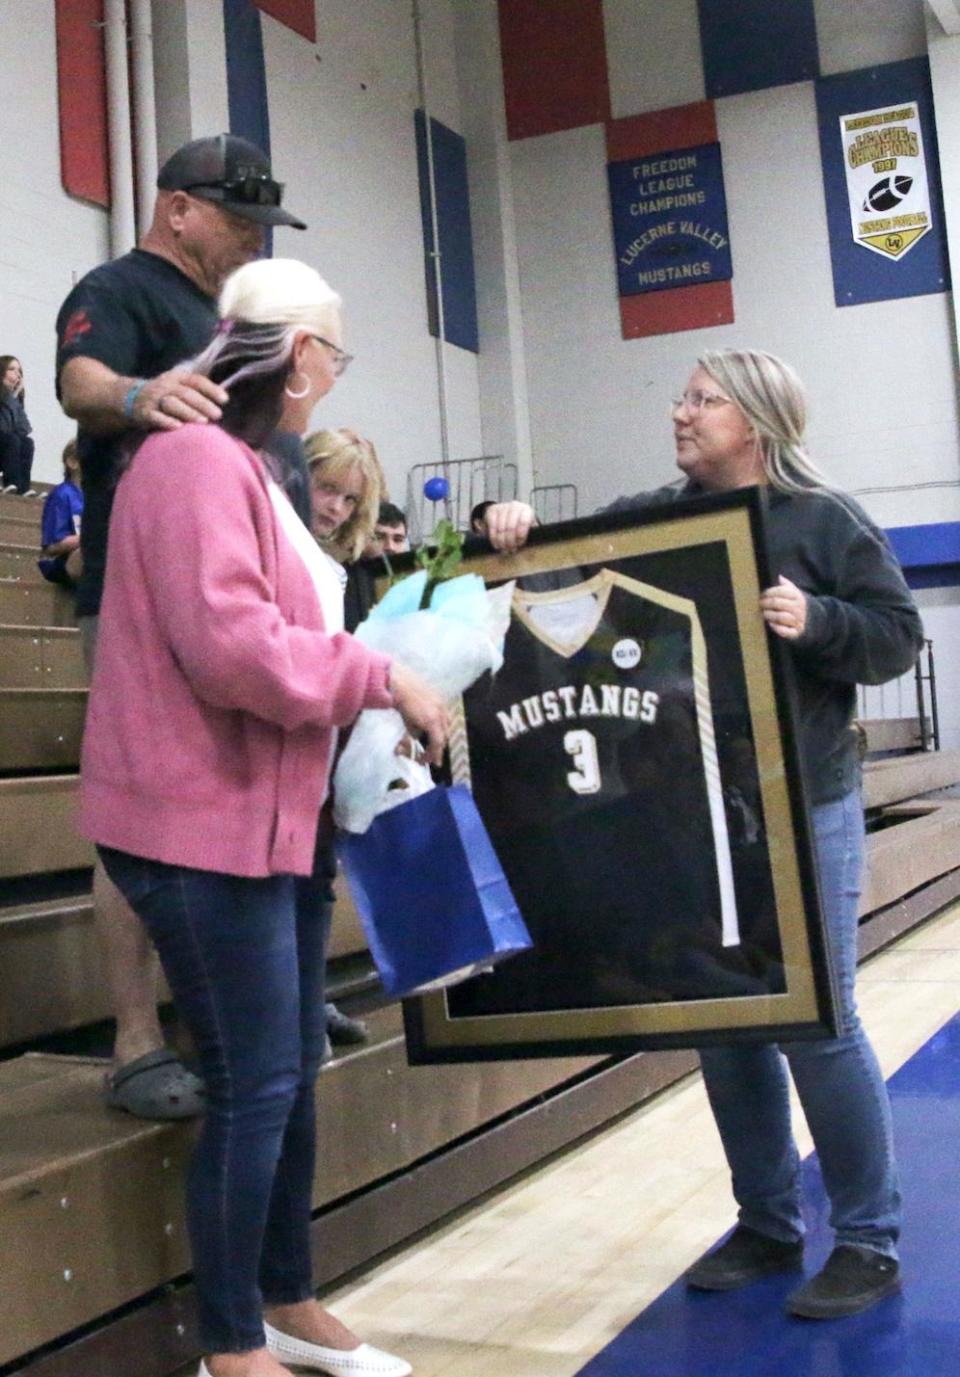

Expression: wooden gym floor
xmin=171 ymin=899 xmax=960 ymax=1377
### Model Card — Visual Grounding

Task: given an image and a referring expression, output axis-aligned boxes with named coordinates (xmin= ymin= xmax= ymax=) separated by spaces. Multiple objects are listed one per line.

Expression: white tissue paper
xmin=333 ymin=572 xmax=514 ymax=833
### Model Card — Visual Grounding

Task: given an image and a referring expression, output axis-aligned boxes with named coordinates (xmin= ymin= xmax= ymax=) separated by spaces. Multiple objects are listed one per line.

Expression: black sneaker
xmin=325 ymin=1001 xmax=369 ymax=1046
xmin=685 ymin=1224 xmax=804 ymax=1291
xmin=787 ymin=1245 xmax=900 ymax=1319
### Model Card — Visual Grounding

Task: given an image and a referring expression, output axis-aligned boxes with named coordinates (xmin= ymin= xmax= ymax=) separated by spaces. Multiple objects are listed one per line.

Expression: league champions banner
xmin=840 ymin=102 xmax=931 ymax=261
xmin=605 ymin=103 xmax=735 ymax=339
xmin=607 ymin=143 xmax=733 ymax=297
xmin=816 ymin=57 xmax=950 ymax=307
xmin=400 ymin=491 xmax=838 ymax=1064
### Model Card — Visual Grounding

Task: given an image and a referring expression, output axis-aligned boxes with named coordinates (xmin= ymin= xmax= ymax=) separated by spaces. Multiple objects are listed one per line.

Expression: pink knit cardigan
xmin=78 ymin=424 xmax=393 ymax=877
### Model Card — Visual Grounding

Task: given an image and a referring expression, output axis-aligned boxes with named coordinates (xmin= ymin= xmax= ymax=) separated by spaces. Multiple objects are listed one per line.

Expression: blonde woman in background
xmin=301 ymin=428 xmax=390 ymax=1050
xmin=305 ymin=428 xmax=384 ymax=561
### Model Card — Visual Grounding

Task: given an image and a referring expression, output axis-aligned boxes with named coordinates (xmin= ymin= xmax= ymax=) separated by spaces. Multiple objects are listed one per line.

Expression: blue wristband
xmin=123 ymin=379 xmax=148 ymax=420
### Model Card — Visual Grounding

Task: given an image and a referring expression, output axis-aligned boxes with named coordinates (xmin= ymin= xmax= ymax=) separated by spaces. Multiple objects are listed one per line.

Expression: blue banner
xmin=815 ymin=58 xmax=950 ymax=307
xmin=608 ymin=143 xmax=733 ymax=297
xmin=415 ymin=111 xmax=479 ymax=354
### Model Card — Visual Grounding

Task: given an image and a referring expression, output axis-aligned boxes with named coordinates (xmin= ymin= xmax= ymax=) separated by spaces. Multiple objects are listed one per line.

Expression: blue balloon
xmin=423 ymin=475 xmax=449 ymax=501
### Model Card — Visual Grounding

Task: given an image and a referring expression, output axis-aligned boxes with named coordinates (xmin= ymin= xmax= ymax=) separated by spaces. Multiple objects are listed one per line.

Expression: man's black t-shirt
xmin=55 ymin=249 xmax=217 ymax=616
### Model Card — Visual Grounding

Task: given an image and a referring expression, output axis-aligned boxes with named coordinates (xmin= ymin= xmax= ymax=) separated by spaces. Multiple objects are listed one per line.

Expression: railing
xmin=405 ymin=456 xmax=518 ymax=540
xmin=530 ymin=483 xmax=578 ymax=525
xmin=857 ymin=639 xmax=938 ymax=753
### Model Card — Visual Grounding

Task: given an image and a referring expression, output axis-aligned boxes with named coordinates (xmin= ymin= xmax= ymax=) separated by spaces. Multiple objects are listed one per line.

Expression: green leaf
xmin=415 ymin=518 xmax=465 ymax=607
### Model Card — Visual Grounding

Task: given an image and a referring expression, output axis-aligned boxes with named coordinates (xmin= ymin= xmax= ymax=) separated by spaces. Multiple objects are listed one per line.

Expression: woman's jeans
xmin=100 ymin=847 xmax=332 ymax=1353
xmin=698 ymin=791 xmax=901 ymax=1258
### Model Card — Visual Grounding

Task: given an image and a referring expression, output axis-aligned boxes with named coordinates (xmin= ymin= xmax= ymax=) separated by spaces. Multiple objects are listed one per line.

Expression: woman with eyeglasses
xmin=79 ymin=258 xmax=447 ymax=1377
xmin=483 ymin=348 xmax=922 ymax=1320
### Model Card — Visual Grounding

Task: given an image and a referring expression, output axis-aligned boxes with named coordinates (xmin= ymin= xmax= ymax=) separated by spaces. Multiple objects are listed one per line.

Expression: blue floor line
xmin=577 ymin=1014 xmax=960 ymax=1377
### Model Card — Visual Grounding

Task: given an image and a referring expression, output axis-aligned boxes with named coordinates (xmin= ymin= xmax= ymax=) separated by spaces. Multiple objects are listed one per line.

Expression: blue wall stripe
xmin=697 ymin=0 xmax=819 ymax=101
xmin=887 ymin=520 xmax=960 ymax=590
xmin=222 ymin=0 xmax=273 ymax=255
xmin=815 ymin=57 xmax=950 ymax=308
xmin=887 ymin=522 xmax=960 ymax=569
xmin=414 ymin=110 xmax=479 ymax=355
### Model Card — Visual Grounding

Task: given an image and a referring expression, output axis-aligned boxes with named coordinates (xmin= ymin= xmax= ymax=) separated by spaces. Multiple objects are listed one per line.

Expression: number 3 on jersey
xmin=564 ymin=728 xmax=601 ymax=795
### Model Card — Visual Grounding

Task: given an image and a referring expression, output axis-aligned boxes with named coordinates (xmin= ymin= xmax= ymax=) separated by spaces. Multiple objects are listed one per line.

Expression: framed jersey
xmin=398 ymin=486 xmax=837 ymax=1061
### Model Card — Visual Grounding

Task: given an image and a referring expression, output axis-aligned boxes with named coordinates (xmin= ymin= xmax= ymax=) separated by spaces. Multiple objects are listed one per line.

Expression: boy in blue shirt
xmin=38 ymin=439 xmax=84 ymax=585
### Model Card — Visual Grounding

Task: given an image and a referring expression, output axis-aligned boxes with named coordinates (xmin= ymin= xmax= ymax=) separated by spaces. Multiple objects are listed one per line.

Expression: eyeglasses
xmin=311 ymin=335 xmax=354 ymax=377
xmin=671 ymin=390 xmax=733 ymax=414
xmin=185 ymin=174 xmax=284 ymax=207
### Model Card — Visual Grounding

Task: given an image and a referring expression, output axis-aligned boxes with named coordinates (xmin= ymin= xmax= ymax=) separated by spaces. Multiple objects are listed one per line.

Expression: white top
xmin=267 ymin=479 xmax=347 ymax=785
xmin=267 ymin=479 xmax=345 ymax=634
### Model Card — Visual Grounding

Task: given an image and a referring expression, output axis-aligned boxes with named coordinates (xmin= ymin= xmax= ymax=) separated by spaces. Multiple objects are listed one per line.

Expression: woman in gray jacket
xmin=484 ymin=347 xmax=923 ymax=1323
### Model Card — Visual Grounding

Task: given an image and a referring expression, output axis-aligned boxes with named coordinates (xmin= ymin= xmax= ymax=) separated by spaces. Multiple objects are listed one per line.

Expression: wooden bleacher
xmin=2 ymin=484 xmax=959 ymax=1376
xmin=0 ymin=488 xmax=636 ymax=1375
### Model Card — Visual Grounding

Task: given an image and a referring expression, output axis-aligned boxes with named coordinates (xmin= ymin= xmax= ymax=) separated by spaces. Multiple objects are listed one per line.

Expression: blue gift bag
xmin=337 ymin=785 xmax=532 ymax=997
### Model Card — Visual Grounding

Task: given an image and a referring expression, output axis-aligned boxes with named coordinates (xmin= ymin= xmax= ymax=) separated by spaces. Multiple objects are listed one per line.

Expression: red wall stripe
xmin=619 ymin=281 xmax=734 ymax=339
xmin=254 ymin=0 xmax=316 ymax=43
xmin=55 ymin=0 xmax=110 ymax=207
xmin=499 ymin=0 xmax=610 ymax=142
xmin=606 ymin=101 xmax=719 ymax=162
xmin=607 ymin=101 xmax=734 ymax=339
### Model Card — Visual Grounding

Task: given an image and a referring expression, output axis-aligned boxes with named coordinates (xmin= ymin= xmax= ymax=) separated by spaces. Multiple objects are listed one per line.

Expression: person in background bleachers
xmin=469 ymin=498 xmax=495 ymax=535
xmin=56 ymin=134 xmax=306 ymax=1121
xmin=80 ymin=257 xmax=445 ymax=1377
xmin=0 ymin=355 xmax=36 ymax=495
xmin=371 ymin=500 xmax=409 ymax=555
xmin=38 ymin=439 xmax=84 ymax=585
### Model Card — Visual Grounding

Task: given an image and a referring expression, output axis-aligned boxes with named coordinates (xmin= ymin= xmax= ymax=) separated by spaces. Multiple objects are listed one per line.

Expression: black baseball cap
xmin=156 ymin=134 xmax=307 ymax=230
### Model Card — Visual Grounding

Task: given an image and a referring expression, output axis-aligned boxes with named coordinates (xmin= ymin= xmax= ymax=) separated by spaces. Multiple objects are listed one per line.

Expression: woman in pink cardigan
xmin=80 ymin=258 xmax=447 ymax=1377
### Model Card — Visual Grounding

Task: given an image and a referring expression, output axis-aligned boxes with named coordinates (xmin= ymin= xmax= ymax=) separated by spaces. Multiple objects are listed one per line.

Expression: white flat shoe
xmin=198 ymin=1363 xmax=212 ymax=1377
xmin=264 ymin=1321 xmax=412 ymax=1376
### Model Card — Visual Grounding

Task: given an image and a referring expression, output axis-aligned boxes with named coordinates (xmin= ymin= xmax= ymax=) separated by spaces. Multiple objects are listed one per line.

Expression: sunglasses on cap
xmin=183 ymin=173 xmax=285 ymax=208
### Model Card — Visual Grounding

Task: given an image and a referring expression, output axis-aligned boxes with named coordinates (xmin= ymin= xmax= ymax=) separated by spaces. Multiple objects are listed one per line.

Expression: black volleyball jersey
xmin=464 ymin=568 xmax=739 ymax=947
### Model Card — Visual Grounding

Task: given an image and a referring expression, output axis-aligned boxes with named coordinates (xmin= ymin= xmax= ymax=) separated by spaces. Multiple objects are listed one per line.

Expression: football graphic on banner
xmin=862 ymin=174 xmax=913 ymax=213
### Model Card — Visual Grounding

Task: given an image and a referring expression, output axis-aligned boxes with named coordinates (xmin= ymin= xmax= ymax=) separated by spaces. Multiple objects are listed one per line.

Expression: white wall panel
xmin=453 ymin=0 xmax=533 ymax=488
xmin=509 ymin=124 xmax=670 ymax=510
xmin=263 ymin=0 xmax=481 ymax=499
xmin=814 ymin=0 xmax=927 ymax=76
xmin=0 ymin=0 xmax=108 ymax=483
xmin=603 ymin=0 xmax=705 ymax=121
xmin=152 ymin=0 xmax=229 ymax=160
xmin=414 ymin=0 xmax=464 ymax=132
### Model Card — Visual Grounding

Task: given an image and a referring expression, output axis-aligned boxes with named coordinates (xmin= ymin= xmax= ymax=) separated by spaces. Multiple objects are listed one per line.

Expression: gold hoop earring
xmin=284 ymin=371 xmax=311 ymax=400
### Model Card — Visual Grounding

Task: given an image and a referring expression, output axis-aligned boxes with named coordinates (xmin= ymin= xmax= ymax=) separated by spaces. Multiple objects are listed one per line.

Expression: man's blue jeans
xmin=698 ymin=791 xmax=901 ymax=1258
xmin=100 ymin=847 xmax=332 ymax=1352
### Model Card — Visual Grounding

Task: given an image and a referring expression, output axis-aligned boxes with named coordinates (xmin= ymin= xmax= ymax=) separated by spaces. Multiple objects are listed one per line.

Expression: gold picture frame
xmin=390 ymin=487 xmax=836 ymax=1062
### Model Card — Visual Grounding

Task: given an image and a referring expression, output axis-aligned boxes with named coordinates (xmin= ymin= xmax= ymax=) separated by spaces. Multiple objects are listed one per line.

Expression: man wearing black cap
xmin=56 ymin=134 xmax=307 ymax=1120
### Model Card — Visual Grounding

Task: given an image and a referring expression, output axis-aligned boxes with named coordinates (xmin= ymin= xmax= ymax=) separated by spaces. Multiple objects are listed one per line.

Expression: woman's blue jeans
xmin=698 ymin=791 xmax=901 ymax=1258
xmin=99 ymin=847 xmax=332 ymax=1352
